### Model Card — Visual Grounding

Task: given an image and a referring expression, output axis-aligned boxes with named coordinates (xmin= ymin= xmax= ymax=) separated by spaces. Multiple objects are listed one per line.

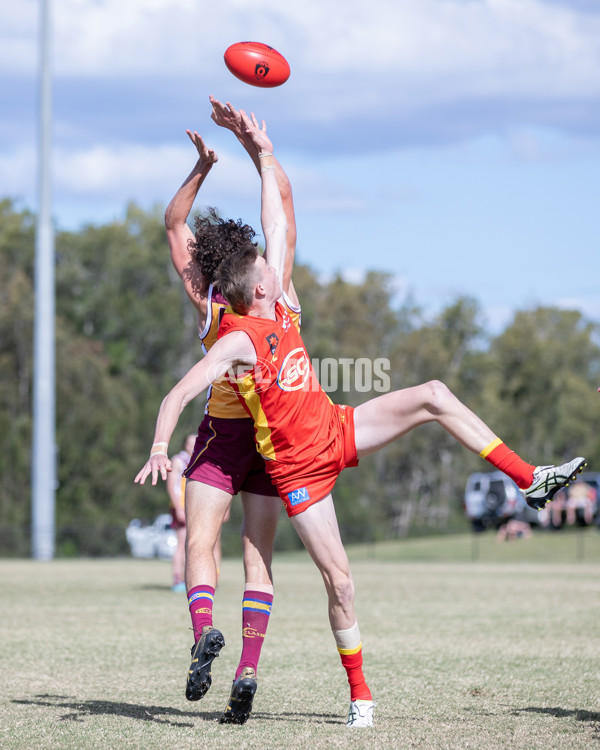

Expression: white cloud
xmin=556 ymin=295 xmax=600 ymax=323
xmin=4 ymin=0 xmax=600 ymax=98
xmin=0 ymin=1 xmax=38 ymax=74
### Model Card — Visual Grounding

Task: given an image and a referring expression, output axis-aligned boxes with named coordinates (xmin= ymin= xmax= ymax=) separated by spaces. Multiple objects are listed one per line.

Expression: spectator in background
xmin=566 ymin=481 xmax=596 ymax=526
xmin=496 ymin=518 xmax=532 ymax=542
xmin=167 ymin=434 xmax=196 ymax=592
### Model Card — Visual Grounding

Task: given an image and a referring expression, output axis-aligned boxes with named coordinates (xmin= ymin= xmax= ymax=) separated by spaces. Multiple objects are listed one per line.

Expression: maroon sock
xmin=235 ymin=589 xmax=273 ymax=679
xmin=187 ymin=585 xmax=215 ymax=642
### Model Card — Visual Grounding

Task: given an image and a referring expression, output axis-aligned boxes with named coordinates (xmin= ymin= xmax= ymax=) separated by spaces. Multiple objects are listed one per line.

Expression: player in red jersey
xmin=162 ymin=97 xmax=299 ymax=724
xmin=137 ymin=111 xmax=586 ymax=728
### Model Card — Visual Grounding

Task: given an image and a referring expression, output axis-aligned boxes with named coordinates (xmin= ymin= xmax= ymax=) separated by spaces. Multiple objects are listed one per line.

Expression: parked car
xmin=126 ymin=513 xmax=178 ymax=559
xmin=464 ymin=471 xmax=539 ymax=532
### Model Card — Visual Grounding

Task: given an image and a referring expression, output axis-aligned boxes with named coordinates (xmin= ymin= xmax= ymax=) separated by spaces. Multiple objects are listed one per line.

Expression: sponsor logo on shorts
xmin=278 ymin=347 xmax=310 ymax=391
xmin=288 ymin=487 xmax=310 ymax=506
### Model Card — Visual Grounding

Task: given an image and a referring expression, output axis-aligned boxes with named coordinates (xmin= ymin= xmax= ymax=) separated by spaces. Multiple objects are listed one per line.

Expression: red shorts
xmin=184 ymin=415 xmax=278 ymax=497
xmin=265 ymin=404 xmax=359 ymax=517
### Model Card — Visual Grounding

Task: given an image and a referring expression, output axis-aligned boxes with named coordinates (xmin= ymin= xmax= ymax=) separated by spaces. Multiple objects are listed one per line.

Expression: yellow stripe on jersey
xmin=233 ymin=371 xmax=277 ymax=460
xmin=201 ymin=299 xmax=248 ymax=419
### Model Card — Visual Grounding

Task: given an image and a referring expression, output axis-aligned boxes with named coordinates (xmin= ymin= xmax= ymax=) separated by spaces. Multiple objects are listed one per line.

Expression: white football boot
xmin=346 ymin=699 xmax=375 ymax=728
xmin=524 ymin=457 xmax=586 ymax=510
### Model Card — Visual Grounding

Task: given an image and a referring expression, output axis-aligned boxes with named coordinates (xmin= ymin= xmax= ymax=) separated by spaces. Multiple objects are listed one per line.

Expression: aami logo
xmin=277 ymin=347 xmax=310 ymax=391
xmin=288 ymin=487 xmax=310 ymax=506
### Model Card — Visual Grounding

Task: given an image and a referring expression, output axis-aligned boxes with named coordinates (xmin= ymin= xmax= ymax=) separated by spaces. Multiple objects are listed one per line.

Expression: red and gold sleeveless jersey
xmin=218 ymin=301 xmax=334 ymax=462
xmin=201 ymin=285 xmax=301 ymax=419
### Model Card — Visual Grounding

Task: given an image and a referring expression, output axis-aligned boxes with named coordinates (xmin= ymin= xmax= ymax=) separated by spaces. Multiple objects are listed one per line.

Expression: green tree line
xmin=1 ymin=198 xmax=599 ymax=555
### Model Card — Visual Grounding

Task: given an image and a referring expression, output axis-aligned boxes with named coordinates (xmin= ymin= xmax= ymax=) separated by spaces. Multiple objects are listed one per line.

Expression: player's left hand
xmin=210 ymin=95 xmax=244 ymax=135
xmin=239 ymin=110 xmax=273 ymax=155
xmin=134 ymin=454 xmax=172 ymax=486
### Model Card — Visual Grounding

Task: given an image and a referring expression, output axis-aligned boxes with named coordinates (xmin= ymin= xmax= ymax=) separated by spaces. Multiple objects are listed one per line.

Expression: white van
xmin=463 ymin=471 xmax=536 ymax=531
xmin=125 ymin=513 xmax=178 ymax=559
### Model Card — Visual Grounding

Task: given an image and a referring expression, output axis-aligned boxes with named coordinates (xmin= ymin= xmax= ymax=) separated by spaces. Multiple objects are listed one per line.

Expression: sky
xmin=2 ymin=0 xmax=599 ymax=333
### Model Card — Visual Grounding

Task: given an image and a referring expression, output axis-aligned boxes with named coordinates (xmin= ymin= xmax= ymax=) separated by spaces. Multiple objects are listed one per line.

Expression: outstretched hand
xmin=210 ymin=95 xmax=246 ymax=137
xmin=239 ymin=109 xmax=273 ymax=155
xmin=134 ymin=454 xmax=172 ymax=486
xmin=186 ymin=130 xmax=218 ymax=166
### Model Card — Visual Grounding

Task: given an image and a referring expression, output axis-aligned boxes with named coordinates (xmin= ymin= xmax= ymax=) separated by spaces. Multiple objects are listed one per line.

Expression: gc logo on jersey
xmin=277 ymin=347 xmax=310 ymax=391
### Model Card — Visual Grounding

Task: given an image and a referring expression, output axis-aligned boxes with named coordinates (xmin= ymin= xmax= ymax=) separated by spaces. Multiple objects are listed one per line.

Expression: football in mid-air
xmin=224 ymin=42 xmax=290 ymax=88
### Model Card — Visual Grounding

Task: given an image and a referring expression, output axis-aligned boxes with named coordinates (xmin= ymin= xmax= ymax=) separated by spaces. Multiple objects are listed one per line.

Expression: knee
xmin=185 ymin=532 xmax=216 ymax=561
xmin=421 ymin=379 xmax=453 ymax=416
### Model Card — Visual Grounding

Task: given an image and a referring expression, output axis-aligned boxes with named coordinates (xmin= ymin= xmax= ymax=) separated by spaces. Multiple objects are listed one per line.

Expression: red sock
xmin=236 ymin=589 xmax=273 ymax=679
xmin=480 ymin=439 xmax=535 ymax=489
xmin=187 ymin=585 xmax=215 ymax=642
xmin=339 ymin=647 xmax=372 ymax=701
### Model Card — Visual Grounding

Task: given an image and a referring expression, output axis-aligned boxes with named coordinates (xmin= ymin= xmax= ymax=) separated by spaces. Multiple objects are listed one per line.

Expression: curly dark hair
xmin=189 ymin=207 xmax=258 ymax=284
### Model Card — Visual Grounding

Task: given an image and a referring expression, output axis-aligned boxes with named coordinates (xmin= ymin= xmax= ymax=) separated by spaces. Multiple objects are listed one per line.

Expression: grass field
xmin=2 ymin=530 xmax=600 ymax=749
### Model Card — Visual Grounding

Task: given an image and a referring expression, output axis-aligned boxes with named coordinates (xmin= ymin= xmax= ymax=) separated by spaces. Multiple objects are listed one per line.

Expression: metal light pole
xmin=31 ymin=0 xmax=56 ymax=560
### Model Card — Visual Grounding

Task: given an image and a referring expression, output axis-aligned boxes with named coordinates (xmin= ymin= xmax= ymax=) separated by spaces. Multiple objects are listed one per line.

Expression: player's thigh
xmin=290 ymin=495 xmax=351 ymax=581
xmin=353 ymin=384 xmax=439 ymax=458
xmin=185 ymin=479 xmax=232 ymax=548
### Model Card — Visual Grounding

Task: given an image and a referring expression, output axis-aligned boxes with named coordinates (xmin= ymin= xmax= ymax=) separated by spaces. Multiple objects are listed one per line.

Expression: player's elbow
xmin=164 ymin=203 xmax=174 ymax=230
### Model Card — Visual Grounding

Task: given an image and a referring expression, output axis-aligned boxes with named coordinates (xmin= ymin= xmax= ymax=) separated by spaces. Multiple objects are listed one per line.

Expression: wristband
xmin=151 ymin=441 xmax=168 ymax=457
xmin=260 ymin=165 xmax=275 ymax=172
xmin=258 ymin=152 xmax=273 ymax=158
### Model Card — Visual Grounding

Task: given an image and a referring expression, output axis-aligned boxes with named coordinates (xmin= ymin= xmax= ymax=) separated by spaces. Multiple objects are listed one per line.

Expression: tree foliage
xmin=1 ymin=199 xmax=599 ymax=555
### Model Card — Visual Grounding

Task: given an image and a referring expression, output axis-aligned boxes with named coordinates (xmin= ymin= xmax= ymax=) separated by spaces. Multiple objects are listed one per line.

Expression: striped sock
xmin=236 ymin=589 xmax=273 ymax=679
xmin=187 ymin=585 xmax=215 ymax=642
xmin=480 ymin=438 xmax=536 ymax=489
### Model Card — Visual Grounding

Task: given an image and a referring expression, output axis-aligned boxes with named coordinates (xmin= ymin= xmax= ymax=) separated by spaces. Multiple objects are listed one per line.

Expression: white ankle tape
xmin=333 ymin=621 xmax=361 ymax=651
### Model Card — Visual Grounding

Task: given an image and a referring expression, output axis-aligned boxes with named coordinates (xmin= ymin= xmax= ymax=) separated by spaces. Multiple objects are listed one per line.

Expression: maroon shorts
xmin=184 ymin=415 xmax=278 ymax=497
xmin=169 ymin=506 xmax=186 ymax=530
xmin=265 ymin=404 xmax=359 ymax=517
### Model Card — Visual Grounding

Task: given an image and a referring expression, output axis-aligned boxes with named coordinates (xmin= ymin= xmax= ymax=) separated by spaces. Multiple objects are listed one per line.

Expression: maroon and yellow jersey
xmin=199 ymin=285 xmax=246 ymax=418
xmin=201 ymin=285 xmax=301 ymax=419
xmin=218 ymin=301 xmax=334 ymax=463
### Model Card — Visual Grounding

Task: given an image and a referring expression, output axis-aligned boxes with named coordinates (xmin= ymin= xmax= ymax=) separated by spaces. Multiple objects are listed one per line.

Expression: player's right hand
xmin=134 ymin=455 xmax=172 ymax=486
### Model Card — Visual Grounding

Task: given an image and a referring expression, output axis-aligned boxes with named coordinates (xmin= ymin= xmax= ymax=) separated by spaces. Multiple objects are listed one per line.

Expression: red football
xmin=224 ymin=42 xmax=290 ymax=88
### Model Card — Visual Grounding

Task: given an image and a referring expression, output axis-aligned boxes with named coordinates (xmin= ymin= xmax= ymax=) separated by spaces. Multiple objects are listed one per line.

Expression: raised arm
xmin=134 ymin=330 xmax=256 ymax=486
xmin=239 ymin=110 xmax=288 ymax=291
xmin=164 ymin=131 xmax=218 ymax=309
xmin=210 ymin=96 xmax=298 ymax=304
